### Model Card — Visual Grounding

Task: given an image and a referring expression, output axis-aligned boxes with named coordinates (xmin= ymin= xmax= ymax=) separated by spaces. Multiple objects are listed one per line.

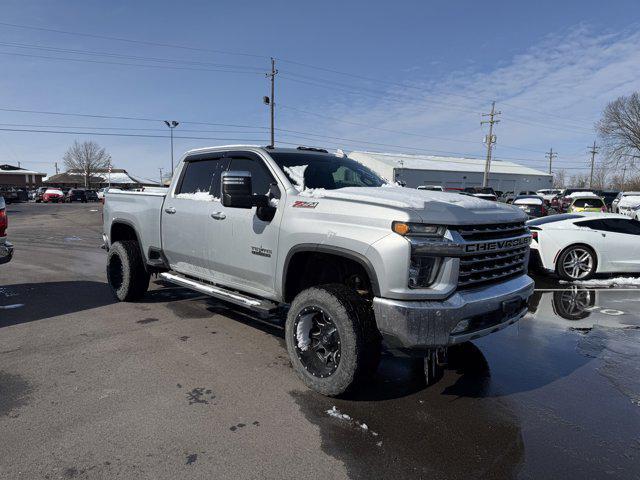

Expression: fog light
xmin=451 ymin=319 xmax=470 ymax=334
xmin=408 ymin=255 xmax=441 ymax=288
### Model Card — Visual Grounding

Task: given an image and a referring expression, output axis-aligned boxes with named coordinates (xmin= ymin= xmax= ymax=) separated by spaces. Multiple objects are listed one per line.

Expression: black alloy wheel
xmin=293 ymin=306 xmax=341 ymax=378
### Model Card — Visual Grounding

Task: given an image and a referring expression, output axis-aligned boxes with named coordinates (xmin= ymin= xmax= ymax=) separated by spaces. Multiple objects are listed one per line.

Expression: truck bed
xmin=103 ymin=189 xmax=167 ymax=258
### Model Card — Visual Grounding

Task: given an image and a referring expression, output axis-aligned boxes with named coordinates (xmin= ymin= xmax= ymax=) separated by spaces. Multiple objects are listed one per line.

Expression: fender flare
xmin=282 ymin=243 xmax=381 ymax=299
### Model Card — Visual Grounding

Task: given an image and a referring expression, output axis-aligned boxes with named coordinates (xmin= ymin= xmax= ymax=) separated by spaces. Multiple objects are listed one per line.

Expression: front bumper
xmin=373 ymin=274 xmax=534 ymax=351
xmin=0 ymin=240 xmax=14 ymax=265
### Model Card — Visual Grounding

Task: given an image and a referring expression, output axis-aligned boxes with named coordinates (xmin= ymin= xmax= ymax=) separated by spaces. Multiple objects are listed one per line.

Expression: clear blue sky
xmin=1 ymin=0 xmax=640 ymax=182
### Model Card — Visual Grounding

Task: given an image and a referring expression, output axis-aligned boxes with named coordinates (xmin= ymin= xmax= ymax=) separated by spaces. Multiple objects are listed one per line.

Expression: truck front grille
xmin=454 ymin=222 xmax=529 ymax=290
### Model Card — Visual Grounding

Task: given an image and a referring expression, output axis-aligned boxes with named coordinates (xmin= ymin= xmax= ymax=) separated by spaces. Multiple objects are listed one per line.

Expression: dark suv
xmin=85 ymin=190 xmax=99 ymax=202
xmin=66 ymin=189 xmax=87 ymax=203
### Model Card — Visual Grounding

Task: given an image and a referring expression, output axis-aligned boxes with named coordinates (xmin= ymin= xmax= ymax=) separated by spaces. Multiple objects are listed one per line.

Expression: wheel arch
xmin=282 ymin=244 xmax=381 ymax=303
xmin=110 ymin=220 xmax=147 ymax=265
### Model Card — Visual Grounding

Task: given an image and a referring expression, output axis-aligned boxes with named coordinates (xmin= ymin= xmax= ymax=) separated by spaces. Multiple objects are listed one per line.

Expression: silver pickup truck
xmin=103 ymin=145 xmax=533 ymax=396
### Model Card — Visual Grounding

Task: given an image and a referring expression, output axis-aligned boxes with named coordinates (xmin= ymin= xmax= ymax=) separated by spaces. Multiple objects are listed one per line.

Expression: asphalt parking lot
xmin=1 ymin=202 xmax=639 ymax=480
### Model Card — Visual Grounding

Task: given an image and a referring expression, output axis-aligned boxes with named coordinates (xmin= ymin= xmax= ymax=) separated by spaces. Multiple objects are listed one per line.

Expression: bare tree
xmin=591 ymin=163 xmax=609 ymax=190
xmin=570 ymin=172 xmax=589 ymax=188
xmin=63 ymin=140 xmax=111 ymax=188
xmin=597 ymin=92 xmax=640 ymax=173
xmin=553 ymin=169 xmax=567 ymax=188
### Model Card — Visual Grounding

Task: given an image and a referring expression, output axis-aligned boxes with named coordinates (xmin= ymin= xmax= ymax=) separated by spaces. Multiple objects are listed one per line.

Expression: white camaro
xmin=527 ymin=213 xmax=640 ymax=281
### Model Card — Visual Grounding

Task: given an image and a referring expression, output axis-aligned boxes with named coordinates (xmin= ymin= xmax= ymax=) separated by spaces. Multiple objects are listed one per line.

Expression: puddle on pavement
xmin=292 ymin=285 xmax=640 ymax=480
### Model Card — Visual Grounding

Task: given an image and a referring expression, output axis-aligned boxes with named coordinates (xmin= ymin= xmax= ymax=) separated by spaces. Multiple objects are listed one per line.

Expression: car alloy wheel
xmin=293 ymin=306 xmax=341 ymax=378
xmin=561 ymin=247 xmax=594 ymax=280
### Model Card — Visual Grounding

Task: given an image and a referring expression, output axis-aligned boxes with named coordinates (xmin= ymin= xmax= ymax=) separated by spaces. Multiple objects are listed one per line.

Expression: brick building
xmin=0 ymin=164 xmax=46 ymax=187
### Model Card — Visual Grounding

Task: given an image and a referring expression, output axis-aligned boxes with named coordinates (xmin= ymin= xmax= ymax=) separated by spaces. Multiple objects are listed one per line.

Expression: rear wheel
xmin=556 ymin=245 xmax=596 ymax=281
xmin=107 ymin=240 xmax=150 ymax=301
xmin=285 ymin=284 xmax=381 ymax=396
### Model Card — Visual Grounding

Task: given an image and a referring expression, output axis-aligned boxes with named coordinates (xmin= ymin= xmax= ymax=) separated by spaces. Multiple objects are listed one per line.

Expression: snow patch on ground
xmin=64 ymin=236 xmax=82 ymax=242
xmin=326 ymin=406 xmax=381 ymax=444
xmin=89 ymin=209 xmax=98 ymax=212
xmin=175 ymin=191 xmax=219 ymax=202
xmin=569 ymin=277 xmax=640 ymax=288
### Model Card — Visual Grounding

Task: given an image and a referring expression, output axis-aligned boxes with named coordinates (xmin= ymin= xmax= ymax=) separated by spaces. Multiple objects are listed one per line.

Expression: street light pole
xmin=164 ymin=120 xmax=179 ymax=176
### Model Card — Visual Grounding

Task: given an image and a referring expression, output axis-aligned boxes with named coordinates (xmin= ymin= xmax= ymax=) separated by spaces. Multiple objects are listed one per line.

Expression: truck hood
xmin=298 ymin=186 xmax=527 ymax=224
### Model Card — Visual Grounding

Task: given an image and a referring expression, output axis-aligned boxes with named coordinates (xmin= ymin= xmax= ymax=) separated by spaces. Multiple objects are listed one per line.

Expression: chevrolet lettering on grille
xmin=464 ymin=236 xmax=531 ymax=253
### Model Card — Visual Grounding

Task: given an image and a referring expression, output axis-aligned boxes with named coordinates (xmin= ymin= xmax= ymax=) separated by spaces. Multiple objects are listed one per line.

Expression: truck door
xmin=161 ymin=154 xmax=226 ymax=281
xmin=213 ymin=152 xmax=283 ymax=298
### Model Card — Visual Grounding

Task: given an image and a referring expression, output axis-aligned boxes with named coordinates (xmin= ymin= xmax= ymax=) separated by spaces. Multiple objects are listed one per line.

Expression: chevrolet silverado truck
xmin=102 ymin=145 xmax=533 ymax=396
xmin=0 ymin=196 xmax=13 ymax=265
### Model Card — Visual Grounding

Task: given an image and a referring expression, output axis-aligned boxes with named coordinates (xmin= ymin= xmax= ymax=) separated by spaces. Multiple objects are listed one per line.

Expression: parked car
xmin=536 ymin=189 xmax=564 ymax=203
xmin=566 ymin=195 xmax=607 ymax=213
xmin=611 ymin=191 xmax=640 ymax=213
xmin=85 ymin=190 xmax=99 ymax=202
xmin=616 ymin=195 xmax=640 ymax=218
xmin=65 ymin=188 xmax=87 ymax=203
xmin=0 ymin=187 xmax=19 ymax=204
xmin=558 ymin=188 xmax=597 ymax=212
xmin=463 ymin=186 xmax=496 ymax=195
xmin=595 ymin=190 xmax=620 ymax=212
xmin=103 ymin=145 xmax=533 ymax=396
xmin=0 ymin=196 xmax=12 ymax=265
xmin=528 ymin=213 xmax=640 ymax=280
xmin=512 ymin=195 xmax=547 ymax=218
xmin=42 ymin=188 xmax=64 ymax=203
xmin=34 ymin=186 xmax=49 ymax=202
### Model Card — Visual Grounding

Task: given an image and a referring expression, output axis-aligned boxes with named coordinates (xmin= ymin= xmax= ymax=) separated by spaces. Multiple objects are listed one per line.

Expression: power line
xmin=0 ymin=50 xmax=266 ymax=76
xmin=0 ymin=21 xmax=267 ymax=59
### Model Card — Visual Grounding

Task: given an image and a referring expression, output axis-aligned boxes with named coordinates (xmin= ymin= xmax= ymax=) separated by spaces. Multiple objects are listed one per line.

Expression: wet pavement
xmin=1 ymin=203 xmax=639 ymax=479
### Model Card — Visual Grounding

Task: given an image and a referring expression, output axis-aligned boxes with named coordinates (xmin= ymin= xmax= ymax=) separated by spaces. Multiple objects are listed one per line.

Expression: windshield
xmin=269 ymin=152 xmax=386 ymax=190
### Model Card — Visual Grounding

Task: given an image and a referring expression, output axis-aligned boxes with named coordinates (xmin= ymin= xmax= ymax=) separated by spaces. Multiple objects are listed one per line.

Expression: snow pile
xmin=618 ymin=195 xmax=640 ymax=209
xmin=176 ymin=191 xmax=219 ymax=202
xmin=571 ymin=277 xmax=640 ymax=288
xmin=283 ymin=165 xmax=308 ymax=189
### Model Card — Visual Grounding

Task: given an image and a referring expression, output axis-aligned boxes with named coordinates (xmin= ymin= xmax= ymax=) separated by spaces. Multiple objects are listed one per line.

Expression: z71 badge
xmin=292 ymin=201 xmax=318 ymax=209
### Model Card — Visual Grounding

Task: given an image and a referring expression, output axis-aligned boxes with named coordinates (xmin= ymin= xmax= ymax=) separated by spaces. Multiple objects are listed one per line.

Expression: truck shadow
xmin=0 ymin=281 xmax=116 ymax=328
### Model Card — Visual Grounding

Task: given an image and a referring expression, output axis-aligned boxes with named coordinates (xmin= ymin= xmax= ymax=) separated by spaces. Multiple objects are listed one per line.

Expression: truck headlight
xmin=409 ymin=255 xmax=441 ymax=288
xmin=392 ymin=222 xmax=446 ymax=237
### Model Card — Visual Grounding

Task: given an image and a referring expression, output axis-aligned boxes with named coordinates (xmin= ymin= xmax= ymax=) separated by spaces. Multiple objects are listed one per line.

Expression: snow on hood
xmin=298 ymin=186 xmax=526 ymax=223
xmin=618 ymin=195 xmax=640 ymax=208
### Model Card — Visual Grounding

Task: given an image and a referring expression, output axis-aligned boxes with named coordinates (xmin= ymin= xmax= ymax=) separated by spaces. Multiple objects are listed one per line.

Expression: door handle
xmin=210 ymin=212 xmax=226 ymax=220
xmin=165 ymin=207 xmax=176 ymax=214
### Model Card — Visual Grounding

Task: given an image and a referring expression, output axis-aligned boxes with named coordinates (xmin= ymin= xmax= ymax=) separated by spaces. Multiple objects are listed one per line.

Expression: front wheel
xmin=285 ymin=284 xmax=381 ymax=396
xmin=556 ymin=245 xmax=597 ymax=281
xmin=106 ymin=240 xmax=150 ymax=301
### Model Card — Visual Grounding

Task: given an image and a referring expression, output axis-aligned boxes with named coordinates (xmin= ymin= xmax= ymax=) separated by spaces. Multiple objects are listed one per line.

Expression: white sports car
xmin=528 ymin=213 xmax=640 ymax=281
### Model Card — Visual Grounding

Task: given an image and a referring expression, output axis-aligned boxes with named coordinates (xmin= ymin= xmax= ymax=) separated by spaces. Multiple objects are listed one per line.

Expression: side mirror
xmin=221 ymin=170 xmax=270 ymax=210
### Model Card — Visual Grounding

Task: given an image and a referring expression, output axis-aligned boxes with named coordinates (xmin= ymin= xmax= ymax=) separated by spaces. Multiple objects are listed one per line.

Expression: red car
xmin=42 ymin=188 xmax=64 ymax=203
xmin=0 ymin=196 xmax=12 ymax=264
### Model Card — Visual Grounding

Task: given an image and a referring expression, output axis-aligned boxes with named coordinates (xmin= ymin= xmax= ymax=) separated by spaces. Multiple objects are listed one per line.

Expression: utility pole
xmin=264 ymin=57 xmax=278 ymax=148
xmin=545 ymin=148 xmax=557 ymax=175
xmin=159 ymin=167 xmax=163 ymax=186
xmin=481 ymin=101 xmax=501 ymax=187
xmin=164 ymin=120 xmax=179 ymax=177
xmin=588 ymin=141 xmax=598 ymax=188
xmin=55 ymin=162 xmax=59 ymax=174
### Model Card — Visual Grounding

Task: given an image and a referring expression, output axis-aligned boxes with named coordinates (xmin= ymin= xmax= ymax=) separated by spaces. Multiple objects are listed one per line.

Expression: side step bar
xmin=159 ymin=272 xmax=280 ymax=314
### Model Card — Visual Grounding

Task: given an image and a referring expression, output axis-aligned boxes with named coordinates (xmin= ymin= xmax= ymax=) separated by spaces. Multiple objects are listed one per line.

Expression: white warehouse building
xmin=349 ymin=151 xmax=553 ymax=193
